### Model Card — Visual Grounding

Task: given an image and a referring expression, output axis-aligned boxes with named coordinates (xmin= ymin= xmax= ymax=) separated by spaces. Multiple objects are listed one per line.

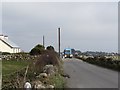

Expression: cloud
xmin=2 ymin=2 xmax=118 ymax=52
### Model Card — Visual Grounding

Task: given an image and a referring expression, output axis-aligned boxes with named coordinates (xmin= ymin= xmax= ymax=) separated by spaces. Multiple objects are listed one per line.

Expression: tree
xmin=46 ymin=46 xmax=55 ymax=51
xmin=30 ymin=44 xmax=45 ymax=55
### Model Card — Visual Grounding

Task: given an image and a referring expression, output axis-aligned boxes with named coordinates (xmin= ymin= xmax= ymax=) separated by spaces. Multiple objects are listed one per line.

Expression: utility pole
xmin=58 ymin=27 xmax=60 ymax=57
xmin=43 ymin=35 xmax=45 ymax=47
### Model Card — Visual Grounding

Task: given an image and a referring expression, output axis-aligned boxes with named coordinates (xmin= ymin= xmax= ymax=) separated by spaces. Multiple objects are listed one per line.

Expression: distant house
xmin=0 ymin=34 xmax=21 ymax=53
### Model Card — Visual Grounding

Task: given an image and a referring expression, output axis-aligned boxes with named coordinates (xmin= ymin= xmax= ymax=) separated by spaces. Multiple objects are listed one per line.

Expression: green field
xmin=2 ymin=60 xmax=28 ymax=76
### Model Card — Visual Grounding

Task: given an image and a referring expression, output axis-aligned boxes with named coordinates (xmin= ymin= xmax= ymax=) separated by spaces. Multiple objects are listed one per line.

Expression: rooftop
xmin=0 ymin=35 xmax=19 ymax=48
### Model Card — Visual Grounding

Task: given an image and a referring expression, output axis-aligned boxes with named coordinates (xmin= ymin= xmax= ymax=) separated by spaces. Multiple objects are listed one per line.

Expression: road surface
xmin=63 ymin=58 xmax=118 ymax=88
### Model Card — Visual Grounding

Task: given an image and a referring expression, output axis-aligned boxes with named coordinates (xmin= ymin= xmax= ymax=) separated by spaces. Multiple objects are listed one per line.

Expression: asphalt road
xmin=63 ymin=58 xmax=118 ymax=88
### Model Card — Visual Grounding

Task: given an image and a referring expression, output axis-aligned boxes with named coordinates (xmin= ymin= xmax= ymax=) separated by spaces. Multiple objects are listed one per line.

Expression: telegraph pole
xmin=58 ymin=27 xmax=60 ymax=57
xmin=43 ymin=35 xmax=45 ymax=47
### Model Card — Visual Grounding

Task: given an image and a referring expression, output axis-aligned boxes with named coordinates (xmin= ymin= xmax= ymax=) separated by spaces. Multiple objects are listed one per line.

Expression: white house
xmin=0 ymin=34 xmax=21 ymax=53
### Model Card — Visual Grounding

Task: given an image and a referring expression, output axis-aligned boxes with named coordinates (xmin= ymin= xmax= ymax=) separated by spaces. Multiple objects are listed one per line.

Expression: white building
xmin=0 ymin=34 xmax=21 ymax=53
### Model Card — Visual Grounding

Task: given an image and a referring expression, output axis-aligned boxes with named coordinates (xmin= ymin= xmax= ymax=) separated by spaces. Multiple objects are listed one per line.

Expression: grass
xmin=2 ymin=60 xmax=28 ymax=76
xmin=49 ymin=73 xmax=65 ymax=88
xmin=2 ymin=60 xmax=29 ymax=89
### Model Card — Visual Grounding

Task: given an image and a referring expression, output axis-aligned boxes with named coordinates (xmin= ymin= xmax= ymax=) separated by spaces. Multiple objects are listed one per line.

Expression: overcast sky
xmin=1 ymin=2 xmax=118 ymax=52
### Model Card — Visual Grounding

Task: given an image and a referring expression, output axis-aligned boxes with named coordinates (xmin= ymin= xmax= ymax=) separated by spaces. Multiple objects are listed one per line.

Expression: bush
xmin=30 ymin=44 xmax=45 ymax=55
xmin=46 ymin=46 xmax=55 ymax=51
xmin=34 ymin=50 xmax=61 ymax=74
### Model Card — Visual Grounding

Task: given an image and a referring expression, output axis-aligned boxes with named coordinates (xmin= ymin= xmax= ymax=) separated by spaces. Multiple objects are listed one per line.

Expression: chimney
xmin=0 ymin=35 xmax=8 ymax=40
xmin=0 ymin=34 xmax=4 ymax=39
xmin=4 ymin=35 xmax=8 ymax=39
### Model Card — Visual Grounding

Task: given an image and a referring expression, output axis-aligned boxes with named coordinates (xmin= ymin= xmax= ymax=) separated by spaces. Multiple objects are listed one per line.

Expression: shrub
xmin=34 ymin=50 xmax=61 ymax=74
xmin=46 ymin=46 xmax=55 ymax=51
xmin=30 ymin=44 xmax=45 ymax=55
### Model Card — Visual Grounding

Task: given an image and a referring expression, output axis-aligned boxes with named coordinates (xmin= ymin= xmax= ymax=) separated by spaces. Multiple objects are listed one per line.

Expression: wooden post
xmin=43 ymin=35 xmax=45 ymax=47
xmin=58 ymin=28 xmax=60 ymax=57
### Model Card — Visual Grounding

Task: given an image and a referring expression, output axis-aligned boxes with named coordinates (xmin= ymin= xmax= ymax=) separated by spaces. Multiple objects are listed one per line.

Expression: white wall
xmin=0 ymin=40 xmax=21 ymax=53
xmin=0 ymin=40 xmax=13 ymax=53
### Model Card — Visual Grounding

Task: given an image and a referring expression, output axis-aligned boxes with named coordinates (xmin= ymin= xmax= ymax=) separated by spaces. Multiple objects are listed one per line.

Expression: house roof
xmin=0 ymin=38 xmax=19 ymax=48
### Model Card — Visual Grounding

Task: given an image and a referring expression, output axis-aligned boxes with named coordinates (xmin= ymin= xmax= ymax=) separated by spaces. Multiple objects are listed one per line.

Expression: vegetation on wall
xmin=29 ymin=44 xmax=45 ymax=55
xmin=76 ymin=56 xmax=120 ymax=71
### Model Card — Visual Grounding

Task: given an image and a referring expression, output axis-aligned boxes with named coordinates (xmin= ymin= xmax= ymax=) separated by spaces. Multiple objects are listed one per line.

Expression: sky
xmin=1 ymin=1 xmax=118 ymax=52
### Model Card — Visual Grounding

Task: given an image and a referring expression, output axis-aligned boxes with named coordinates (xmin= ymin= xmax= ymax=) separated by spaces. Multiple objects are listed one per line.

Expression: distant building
xmin=0 ymin=34 xmax=21 ymax=53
